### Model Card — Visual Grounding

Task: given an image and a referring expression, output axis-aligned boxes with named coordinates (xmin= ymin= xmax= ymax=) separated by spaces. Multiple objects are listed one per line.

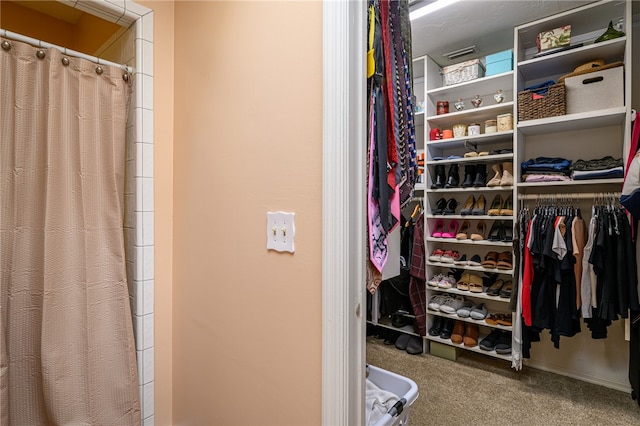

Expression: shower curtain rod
xmin=1 ymin=29 xmax=133 ymax=74
xmin=518 ymin=192 xmax=621 ymax=201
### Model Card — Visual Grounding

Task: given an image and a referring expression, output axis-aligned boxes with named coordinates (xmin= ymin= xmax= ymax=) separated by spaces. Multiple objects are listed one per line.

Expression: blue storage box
xmin=485 ymin=49 xmax=513 ymax=76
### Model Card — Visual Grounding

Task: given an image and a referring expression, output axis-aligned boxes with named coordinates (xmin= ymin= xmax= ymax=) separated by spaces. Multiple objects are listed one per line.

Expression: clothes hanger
xmin=406 ymin=202 xmax=421 ymax=227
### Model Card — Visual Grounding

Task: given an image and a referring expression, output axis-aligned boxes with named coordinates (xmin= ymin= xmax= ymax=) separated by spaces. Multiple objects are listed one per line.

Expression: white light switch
xmin=266 ymin=212 xmax=295 ymax=253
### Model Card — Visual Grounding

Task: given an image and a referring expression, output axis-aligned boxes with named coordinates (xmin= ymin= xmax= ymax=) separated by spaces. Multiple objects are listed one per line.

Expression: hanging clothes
xmin=519 ymin=199 xmax=640 ymax=355
xmin=366 ymin=0 xmax=416 ymax=277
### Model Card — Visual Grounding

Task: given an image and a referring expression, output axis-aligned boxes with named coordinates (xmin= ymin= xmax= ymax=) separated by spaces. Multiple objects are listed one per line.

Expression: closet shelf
xmin=518 ymin=178 xmax=624 ymax=188
xmin=428 ymin=285 xmax=513 ymax=303
xmin=517 ymin=37 xmax=626 ymax=81
xmin=425 ymin=334 xmax=513 ymax=361
xmin=427 ymin=309 xmax=513 ymax=332
xmin=428 ymin=186 xmax=514 ymax=193
xmin=425 ymin=237 xmax=513 ymax=247
xmin=367 ymin=318 xmax=420 ymax=337
xmin=426 ymin=71 xmax=514 ymax=99
xmin=426 ymin=102 xmax=514 ymax=127
xmin=426 ymin=131 xmax=513 ymax=149
xmin=426 ymin=153 xmax=513 ymax=166
xmin=517 ymin=107 xmax=626 ymax=136
xmin=425 ymin=215 xmax=514 ymax=221
xmin=426 ymin=260 xmax=514 ymax=276
xmin=415 ymin=111 xmax=424 ymax=126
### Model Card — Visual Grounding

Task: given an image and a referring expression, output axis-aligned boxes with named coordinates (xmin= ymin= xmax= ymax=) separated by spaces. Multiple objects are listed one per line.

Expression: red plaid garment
xmin=409 ymin=213 xmax=427 ymax=335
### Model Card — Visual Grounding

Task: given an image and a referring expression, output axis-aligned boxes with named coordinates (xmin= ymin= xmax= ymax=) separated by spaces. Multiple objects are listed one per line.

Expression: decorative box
xmin=565 ymin=66 xmax=623 ymax=114
xmin=485 ymin=49 xmax=513 ymax=76
xmin=442 ymin=59 xmax=485 ymax=86
xmin=497 ymin=113 xmax=513 ymax=131
xmin=537 ymin=25 xmax=571 ymax=51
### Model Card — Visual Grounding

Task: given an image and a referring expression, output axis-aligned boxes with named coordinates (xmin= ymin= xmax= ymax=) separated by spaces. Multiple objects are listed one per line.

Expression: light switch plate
xmin=266 ymin=212 xmax=295 ymax=253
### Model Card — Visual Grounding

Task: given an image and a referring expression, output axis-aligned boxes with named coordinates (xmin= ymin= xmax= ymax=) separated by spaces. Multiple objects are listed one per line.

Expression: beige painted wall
xmin=171 ymin=1 xmax=323 ymax=424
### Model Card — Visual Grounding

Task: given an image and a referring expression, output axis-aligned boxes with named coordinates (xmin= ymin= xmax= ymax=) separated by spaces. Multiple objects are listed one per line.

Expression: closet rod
xmin=518 ymin=192 xmax=621 ymax=201
xmin=1 ymin=29 xmax=133 ymax=74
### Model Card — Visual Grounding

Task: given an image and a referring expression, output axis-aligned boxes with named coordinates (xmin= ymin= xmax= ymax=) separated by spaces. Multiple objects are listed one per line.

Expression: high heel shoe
xmin=471 ymin=194 xmax=486 ymax=215
xmin=500 ymin=195 xmax=513 ymax=216
xmin=442 ymin=220 xmax=460 ymax=238
xmin=433 ymin=197 xmax=447 ymax=215
xmin=487 ymin=194 xmax=504 ymax=216
xmin=487 ymin=220 xmax=506 ymax=241
xmin=502 ymin=222 xmax=513 ymax=242
xmin=443 ymin=198 xmax=458 ymax=215
xmin=456 ymin=220 xmax=471 ymax=240
xmin=432 ymin=219 xmax=445 ymax=238
xmin=460 ymin=195 xmax=475 ymax=216
xmin=470 ymin=221 xmax=487 ymax=241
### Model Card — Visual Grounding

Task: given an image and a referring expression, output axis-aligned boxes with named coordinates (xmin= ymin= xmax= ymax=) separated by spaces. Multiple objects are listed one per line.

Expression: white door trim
xmin=322 ymin=0 xmax=367 ymax=424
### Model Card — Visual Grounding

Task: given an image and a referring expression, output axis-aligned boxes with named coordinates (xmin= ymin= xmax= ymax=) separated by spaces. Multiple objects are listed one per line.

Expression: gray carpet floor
xmin=366 ymin=336 xmax=640 ymax=425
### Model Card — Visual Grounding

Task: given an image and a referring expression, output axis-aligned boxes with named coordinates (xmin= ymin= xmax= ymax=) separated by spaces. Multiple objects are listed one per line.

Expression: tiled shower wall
xmin=61 ymin=1 xmax=155 ymax=424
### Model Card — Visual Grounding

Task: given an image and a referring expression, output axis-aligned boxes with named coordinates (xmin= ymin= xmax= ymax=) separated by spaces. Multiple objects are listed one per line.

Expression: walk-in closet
xmin=366 ymin=1 xmax=640 ymax=423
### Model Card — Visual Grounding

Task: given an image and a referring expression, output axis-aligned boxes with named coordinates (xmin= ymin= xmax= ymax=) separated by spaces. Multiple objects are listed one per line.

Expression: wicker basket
xmin=517 ymin=83 xmax=566 ymax=121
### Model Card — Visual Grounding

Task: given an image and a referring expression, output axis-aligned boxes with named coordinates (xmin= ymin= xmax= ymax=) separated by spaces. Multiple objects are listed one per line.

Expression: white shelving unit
xmin=414 ymin=0 xmax=632 ymax=364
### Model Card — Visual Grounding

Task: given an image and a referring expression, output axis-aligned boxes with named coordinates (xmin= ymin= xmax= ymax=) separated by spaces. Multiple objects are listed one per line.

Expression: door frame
xmin=322 ymin=0 xmax=367 ymax=424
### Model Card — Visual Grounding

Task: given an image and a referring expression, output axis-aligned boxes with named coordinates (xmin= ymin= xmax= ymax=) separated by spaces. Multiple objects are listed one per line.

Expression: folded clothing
xmin=572 ymin=166 xmax=623 ymax=180
xmin=522 ymin=80 xmax=557 ymax=96
xmin=523 ymin=173 xmax=572 ymax=182
xmin=521 ymin=157 xmax=572 ymax=176
xmin=573 ymin=156 xmax=623 ymax=171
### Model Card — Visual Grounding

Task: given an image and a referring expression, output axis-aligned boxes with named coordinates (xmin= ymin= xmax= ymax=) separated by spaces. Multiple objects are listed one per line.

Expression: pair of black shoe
xmin=479 ymin=329 xmax=512 ymax=354
xmin=487 ymin=220 xmax=513 ymax=242
xmin=461 ymin=164 xmax=487 ymax=188
xmin=432 ymin=163 xmax=488 ymax=189
xmin=431 ymin=164 xmax=459 ymax=189
xmin=433 ymin=197 xmax=458 ymax=215
xmin=428 ymin=316 xmax=455 ymax=339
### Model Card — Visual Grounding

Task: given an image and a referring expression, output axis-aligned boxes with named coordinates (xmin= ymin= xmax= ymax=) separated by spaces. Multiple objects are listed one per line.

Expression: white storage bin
xmin=565 ymin=66 xmax=623 ymax=114
xmin=367 ymin=365 xmax=419 ymax=426
xmin=442 ymin=59 xmax=485 ymax=86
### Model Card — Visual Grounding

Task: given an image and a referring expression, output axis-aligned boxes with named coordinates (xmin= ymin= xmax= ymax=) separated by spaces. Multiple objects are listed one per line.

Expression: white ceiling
xmin=411 ymin=0 xmax=596 ymax=66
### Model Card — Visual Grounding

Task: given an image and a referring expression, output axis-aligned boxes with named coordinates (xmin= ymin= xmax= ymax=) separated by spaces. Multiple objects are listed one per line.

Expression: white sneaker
xmin=428 ymin=273 xmax=444 ymax=287
xmin=437 ymin=275 xmax=456 ymax=289
xmin=439 ymin=295 xmax=465 ymax=314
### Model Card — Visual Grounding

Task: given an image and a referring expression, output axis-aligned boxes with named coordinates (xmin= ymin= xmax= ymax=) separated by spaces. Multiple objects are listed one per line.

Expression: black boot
xmin=431 ymin=165 xmax=446 ymax=189
xmin=444 ymin=164 xmax=459 ymax=188
xmin=472 ymin=163 xmax=487 ymax=187
xmin=462 ymin=164 xmax=476 ymax=188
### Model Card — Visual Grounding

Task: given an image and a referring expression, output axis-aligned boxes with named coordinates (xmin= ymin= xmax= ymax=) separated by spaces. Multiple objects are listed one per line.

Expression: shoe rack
xmin=421 ymin=50 xmax=517 ymax=361
xmin=415 ymin=0 xmax=632 ymax=365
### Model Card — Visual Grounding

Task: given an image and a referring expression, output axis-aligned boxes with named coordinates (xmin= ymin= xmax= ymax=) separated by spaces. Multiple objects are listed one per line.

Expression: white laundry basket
xmin=367 ymin=365 xmax=419 ymax=426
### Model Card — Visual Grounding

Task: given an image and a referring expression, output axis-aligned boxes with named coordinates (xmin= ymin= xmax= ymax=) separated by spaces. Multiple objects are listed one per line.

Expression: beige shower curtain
xmin=0 ymin=38 xmax=141 ymax=425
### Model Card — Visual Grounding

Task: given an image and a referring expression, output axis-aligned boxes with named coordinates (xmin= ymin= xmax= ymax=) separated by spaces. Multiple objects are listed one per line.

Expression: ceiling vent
xmin=443 ymin=45 xmax=476 ymax=60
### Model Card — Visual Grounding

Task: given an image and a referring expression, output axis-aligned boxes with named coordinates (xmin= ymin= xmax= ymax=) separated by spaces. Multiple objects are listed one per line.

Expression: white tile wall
xmin=80 ymin=1 xmax=156 ymax=423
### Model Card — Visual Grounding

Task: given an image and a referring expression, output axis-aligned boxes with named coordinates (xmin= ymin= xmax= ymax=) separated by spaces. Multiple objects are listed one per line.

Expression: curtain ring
xmin=96 ymin=65 xmax=103 ymax=75
xmin=61 ymin=57 xmax=70 ymax=66
xmin=1 ymin=40 xmax=11 ymax=51
xmin=36 ymin=49 xmax=46 ymax=59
